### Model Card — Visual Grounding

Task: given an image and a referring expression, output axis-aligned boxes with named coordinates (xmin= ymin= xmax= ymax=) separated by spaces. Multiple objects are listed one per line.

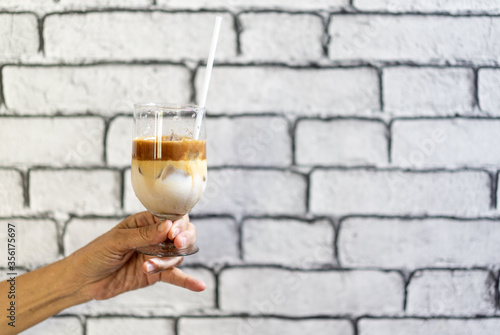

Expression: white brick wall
xmin=158 ymin=0 xmax=348 ymax=10
xmin=196 ymin=66 xmax=380 ymax=115
xmin=106 ymin=116 xmax=133 ymax=166
xmin=2 ymin=2 xmax=500 ymax=333
xmin=239 ymin=13 xmax=324 ymax=62
xmin=220 ymin=268 xmax=404 ymax=316
xmin=359 ymin=319 xmax=500 ymax=335
xmin=0 ymin=117 xmax=104 ymax=167
xmin=178 ymin=317 xmax=353 ymax=335
xmin=3 ymin=65 xmax=191 ymax=115
xmin=353 ymin=0 xmax=500 ymax=13
xmin=193 ymin=169 xmax=307 ymax=216
xmin=329 ymin=16 xmax=500 ymax=63
xmin=295 ymin=119 xmax=388 ymax=166
xmin=207 ymin=116 xmax=291 ymax=167
xmin=0 ymin=219 xmax=59 ymax=269
xmin=310 ymin=169 xmax=491 ymax=216
xmin=392 ymin=119 xmax=500 ymax=168
xmin=0 ymin=169 xmax=25 ymax=216
xmin=383 ymin=67 xmax=475 ymax=116
xmin=22 ymin=317 xmax=83 ymax=335
xmin=87 ymin=317 xmax=174 ymax=335
xmin=30 ymin=169 xmax=121 ymax=215
xmin=242 ymin=218 xmax=334 ymax=267
xmin=0 ymin=14 xmax=38 ymax=60
xmin=338 ymin=218 xmax=500 ymax=269
xmin=0 ymin=0 xmax=149 ymax=13
xmin=406 ymin=270 xmax=497 ymax=316
xmin=44 ymin=12 xmax=236 ymax=61
xmin=184 ymin=217 xmax=240 ymax=266
xmin=478 ymin=69 xmax=500 ymax=114
xmin=63 ymin=218 xmax=119 ymax=256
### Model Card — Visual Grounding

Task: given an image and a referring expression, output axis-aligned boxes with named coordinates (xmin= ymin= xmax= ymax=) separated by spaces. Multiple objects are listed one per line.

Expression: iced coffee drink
xmin=130 ymin=103 xmax=206 ymax=256
xmin=131 ymin=135 xmax=207 ymax=220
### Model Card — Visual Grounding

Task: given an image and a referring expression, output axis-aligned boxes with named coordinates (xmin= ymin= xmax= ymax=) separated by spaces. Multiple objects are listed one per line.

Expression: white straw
xmin=155 ymin=110 xmax=163 ymax=158
xmin=194 ymin=16 xmax=222 ymax=139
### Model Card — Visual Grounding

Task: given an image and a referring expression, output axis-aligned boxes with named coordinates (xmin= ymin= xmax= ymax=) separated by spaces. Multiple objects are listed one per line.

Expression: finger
xmin=115 ymin=212 xmax=162 ymax=230
xmin=112 ymin=219 xmax=172 ymax=252
xmin=159 ymin=267 xmax=206 ymax=292
xmin=167 ymin=215 xmax=190 ymax=240
xmin=174 ymin=222 xmax=196 ymax=250
xmin=142 ymin=257 xmax=183 ymax=274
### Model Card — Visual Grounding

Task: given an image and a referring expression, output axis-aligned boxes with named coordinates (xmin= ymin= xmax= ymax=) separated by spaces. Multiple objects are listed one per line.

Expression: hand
xmin=67 ymin=212 xmax=206 ymax=301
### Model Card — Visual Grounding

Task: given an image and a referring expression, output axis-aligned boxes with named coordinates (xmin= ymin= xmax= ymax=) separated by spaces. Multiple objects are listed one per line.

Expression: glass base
xmin=135 ymin=239 xmax=199 ymax=257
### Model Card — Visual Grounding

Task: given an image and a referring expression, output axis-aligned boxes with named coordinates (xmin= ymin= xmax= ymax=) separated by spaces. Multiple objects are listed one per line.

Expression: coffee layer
xmin=132 ymin=137 xmax=206 ymax=161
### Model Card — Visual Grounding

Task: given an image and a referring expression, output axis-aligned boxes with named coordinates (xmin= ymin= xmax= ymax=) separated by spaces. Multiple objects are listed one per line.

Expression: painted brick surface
xmin=1 ymin=2 xmax=499 ymax=333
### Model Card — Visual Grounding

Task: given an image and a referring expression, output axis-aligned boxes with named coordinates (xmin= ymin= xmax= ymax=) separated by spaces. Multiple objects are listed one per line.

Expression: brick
xmin=184 ymin=217 xmax=240 ymax=266
xmin=0 ymin=219 xmax=59 ymax=269
xmin=207 ymin=116 xmax=291 ymax=167
xmin=383 ymin=67 xmax=474 ymax=115
xmin=392 ymin=119 xmax=500 ymax=168
xmin=63 ymin=218 xmax=119 ymax=256
xmin=339 ymin=218 xmax=500 ymax=269
xmin=353 ymin=0 xmax=500 ymax=13
xmin=220 ymin=268 xmax=403 ymax=316
xmin=3 ymin=65 xmax=191 ymax=115
xmin=0 ymin=169 xmax=24 ymax=216
xmin=310 ymin=169 xmax=491 ymax=216
xmin=124 ymin=168 xmax=147 ymax=214
xmin=106 ymin=116 xmax=133 ymax=166
xmin=23 ymin=317 xmax=83 ymax=335
xmin=478 ymin=69 xmax=500 ymax=115
xmin=0 ymin=0 xmax=149 ymax=13
xmin=193 ymin=169 xmax=307 ymax=216
xmin=87 ymin=318 xmax=174 ymax=335
xmin=329 ymin=16 xmax=500 ymax=63
xmin=242 ymin=218 xmax=334 ymax=267
xmin=66 ymin=268 xmax=215 ymax=316
xmin=0 ymin=117 xmax=104 ymax=167
xmin=239 ymin=13 xmax=323 ymax=62
xmin=158 ymin=0 xmax=347 ymax=10
xmin=0 ymin=14 xmax=38 ymax=59
xmin=407 ymin=270 xmax=497 ymax=316
xmin=196 ymin=66 xmax=380 ymax=115
xmin=359 ymin=318 xmax=500 ymax=335
xmin=30 ymin=169 xmax=121 ymax=215
xmin=295 ymin=119 xmax=388 ymax=166
xmin=44 ymin=12 xmax=236 ymax=61
xmin=179 ymin=317 xmax=353 ymax=335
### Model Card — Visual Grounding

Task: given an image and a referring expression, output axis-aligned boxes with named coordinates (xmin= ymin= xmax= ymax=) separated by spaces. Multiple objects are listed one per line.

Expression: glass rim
xmin=134 ymin=102 xmax=204 ymax=110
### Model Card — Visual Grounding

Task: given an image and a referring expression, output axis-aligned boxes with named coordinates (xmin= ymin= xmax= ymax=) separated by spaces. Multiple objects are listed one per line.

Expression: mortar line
xmin=490 ymin=171 xmax=498 ymax=210
xmin=102 ymin=116 xmax=112 ymax=166
xmin=472 ymin=67 xmax=480 ymax=111
xmin=332 ymin=217 xmax=341 ymax=267
xmin=230 ymin=12 xmax=242 ymax=56
xmin=37 ymin=16 xmax=45 ymax=55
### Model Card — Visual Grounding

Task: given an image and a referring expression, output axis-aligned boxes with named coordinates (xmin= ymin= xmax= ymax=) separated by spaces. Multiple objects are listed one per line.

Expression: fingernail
xmin=178 ymin=237 xmax=187 ymax=248
xmin=158 ymin=221 xmax=167 ymax=232
xmin=172 ymin=227 xmax=180 ymax=238
xmin=145 ymin=261 xmax=156 ymax=273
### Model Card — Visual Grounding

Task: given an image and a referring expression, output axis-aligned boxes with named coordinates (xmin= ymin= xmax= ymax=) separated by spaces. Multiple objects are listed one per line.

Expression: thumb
xmin=112 ymin=220 xmax=172 ymax=252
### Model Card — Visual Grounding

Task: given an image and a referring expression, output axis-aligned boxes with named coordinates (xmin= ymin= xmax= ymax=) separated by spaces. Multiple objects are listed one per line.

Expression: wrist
xmin=54 ymin=255 xmax=93 ymax=306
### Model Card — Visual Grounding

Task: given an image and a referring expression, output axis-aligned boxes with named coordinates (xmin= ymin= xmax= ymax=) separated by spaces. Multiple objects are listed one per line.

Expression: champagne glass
xmin=131 ymin=103 xmax=207 ymax=257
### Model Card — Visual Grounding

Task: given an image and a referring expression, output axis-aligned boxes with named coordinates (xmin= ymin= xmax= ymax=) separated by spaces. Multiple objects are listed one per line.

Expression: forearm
xmin=1 ymin=256 xmax=91 ymax=334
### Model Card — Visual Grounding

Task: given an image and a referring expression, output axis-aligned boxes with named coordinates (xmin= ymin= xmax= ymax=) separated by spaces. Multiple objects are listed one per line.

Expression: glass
xmin=131 ymin=103 xmax=207 ymax=257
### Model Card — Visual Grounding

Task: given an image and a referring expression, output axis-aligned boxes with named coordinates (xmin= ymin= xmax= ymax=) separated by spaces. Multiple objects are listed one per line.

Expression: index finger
xmin=160 ymin=267 xmax=206 ymax=292
xmin=114 ymin=212 xmax=163 ymax=230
